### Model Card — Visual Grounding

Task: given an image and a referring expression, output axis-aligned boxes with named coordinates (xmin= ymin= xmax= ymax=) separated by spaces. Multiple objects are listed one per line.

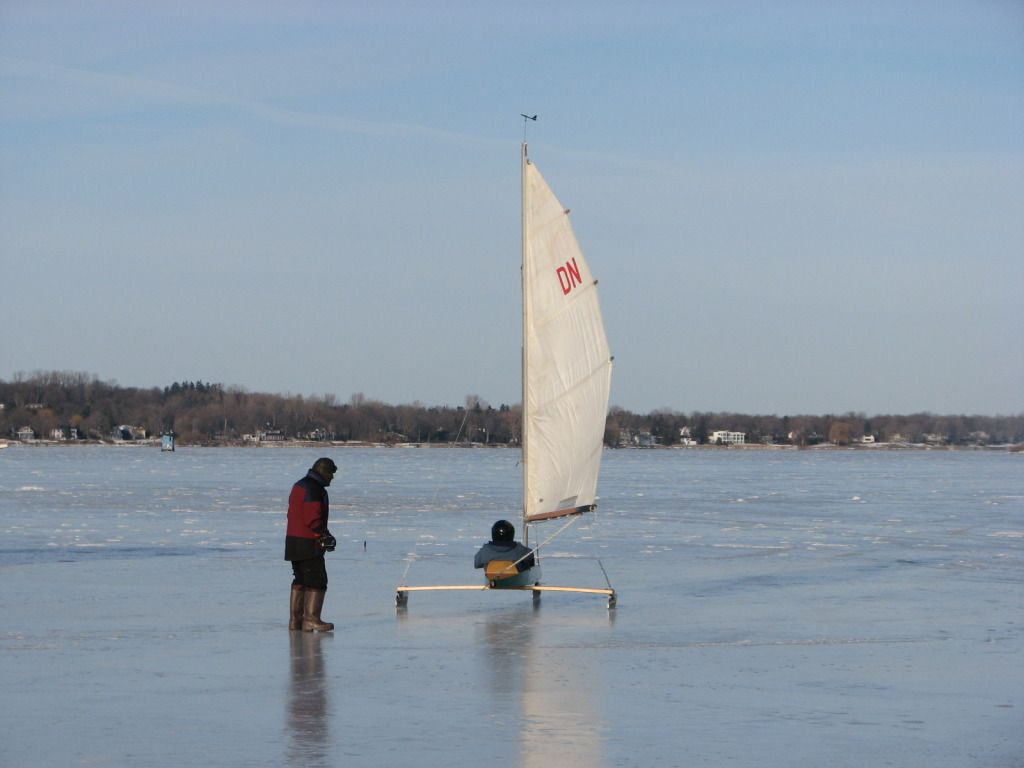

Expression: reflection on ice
xmin=287 ymin=633 xmax=332 ymax=766
xmin=481 ymin=605 xmax=610 ymax=768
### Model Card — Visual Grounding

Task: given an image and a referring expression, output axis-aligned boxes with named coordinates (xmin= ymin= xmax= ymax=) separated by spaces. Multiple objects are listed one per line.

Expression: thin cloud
xmin=1 ymin=55 xmax=500 ymax=148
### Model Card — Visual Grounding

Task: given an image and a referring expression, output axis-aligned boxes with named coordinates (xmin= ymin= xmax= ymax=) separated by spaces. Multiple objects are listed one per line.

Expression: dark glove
xmin=321 ymin=531 xmax=337 ymax=552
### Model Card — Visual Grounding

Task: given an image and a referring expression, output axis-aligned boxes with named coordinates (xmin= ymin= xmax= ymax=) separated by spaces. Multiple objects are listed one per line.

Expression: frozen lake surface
xmin=1 ymin=446 xmax=1021 ymax=767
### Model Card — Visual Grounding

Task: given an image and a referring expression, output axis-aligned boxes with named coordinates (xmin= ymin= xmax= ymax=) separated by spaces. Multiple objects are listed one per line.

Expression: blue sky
xmin=1 ymin=1 xmax=1021 ymax=416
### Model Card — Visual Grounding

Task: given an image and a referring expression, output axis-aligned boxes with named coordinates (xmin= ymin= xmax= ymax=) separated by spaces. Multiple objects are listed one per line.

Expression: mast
xmin=520 ymin=140 xmax=530 ymax=546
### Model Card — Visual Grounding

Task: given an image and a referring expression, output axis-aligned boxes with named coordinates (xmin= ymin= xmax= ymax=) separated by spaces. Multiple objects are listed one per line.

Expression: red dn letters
xmin=556 ymin=258 xmax=583 ymax=296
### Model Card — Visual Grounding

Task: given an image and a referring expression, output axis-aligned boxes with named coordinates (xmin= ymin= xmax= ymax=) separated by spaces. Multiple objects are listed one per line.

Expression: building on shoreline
xmin=710 ymin=430 xmax=746 ymax=445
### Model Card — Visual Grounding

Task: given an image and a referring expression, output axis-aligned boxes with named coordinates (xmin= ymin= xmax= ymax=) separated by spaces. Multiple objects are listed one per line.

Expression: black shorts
xmin=291 ymin=556 xmax=328 ymax=590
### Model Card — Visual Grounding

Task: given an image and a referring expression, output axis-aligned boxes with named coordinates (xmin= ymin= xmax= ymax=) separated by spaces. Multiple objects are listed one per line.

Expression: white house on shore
xmin=678 ymin=426 xmax=697 ymax=446
xmin=710 ymin=430 xmax=746 ymax=445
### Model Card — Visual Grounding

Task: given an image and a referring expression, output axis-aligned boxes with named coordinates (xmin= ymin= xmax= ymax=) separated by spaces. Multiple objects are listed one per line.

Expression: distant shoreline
xmin=3 ymin=440 xmax=1021 ymax=453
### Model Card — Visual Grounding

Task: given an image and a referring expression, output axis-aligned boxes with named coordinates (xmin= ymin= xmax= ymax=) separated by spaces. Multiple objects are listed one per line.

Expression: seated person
xmin=474 ymin=519 xmax=537 ymax=584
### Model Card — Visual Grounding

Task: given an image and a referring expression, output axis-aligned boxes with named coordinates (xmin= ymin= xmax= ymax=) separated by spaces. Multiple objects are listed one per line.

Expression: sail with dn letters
xmin=521 ymin=144 xmax=613 ymax=525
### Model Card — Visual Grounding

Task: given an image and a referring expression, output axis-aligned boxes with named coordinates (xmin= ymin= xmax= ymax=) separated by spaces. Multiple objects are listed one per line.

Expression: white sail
xmin=522 ymin=146 xmax=613 ymax=524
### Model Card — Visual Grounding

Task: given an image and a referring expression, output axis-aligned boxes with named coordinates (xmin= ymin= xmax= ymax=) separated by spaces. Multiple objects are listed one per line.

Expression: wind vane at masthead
xmin=521 ymin=113 xmax=537 ymax=141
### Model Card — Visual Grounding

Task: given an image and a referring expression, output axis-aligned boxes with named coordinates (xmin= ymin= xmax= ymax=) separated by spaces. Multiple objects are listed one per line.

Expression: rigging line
xmin=400 ymin=555 xmax=415 ymax=583
xmin=493 ymin=515 xmax=579 ymax=576
xmin=405 ymin=396 xmax=474 ymax=581
xmin=424 ymin=399 xmax=473 ymax=510
xmin=520 ymin=112 xmax=537 ymax=142
xmin=596 ymin=558 xmax=614 ymax=591
xmin=450 ymin=403 xmax=472 ymax=446
xmin=516 ymin=514 xmax=582 ymax=568
xmin=398 ymin=398 xmax=473 ymax=588
xmin=503 ymin=507 xmax=609 ymax=576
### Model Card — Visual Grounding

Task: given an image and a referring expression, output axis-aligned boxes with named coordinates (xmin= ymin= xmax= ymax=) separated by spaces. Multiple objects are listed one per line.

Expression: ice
xmin=0 ymin=446 xmax=1021 ymax=767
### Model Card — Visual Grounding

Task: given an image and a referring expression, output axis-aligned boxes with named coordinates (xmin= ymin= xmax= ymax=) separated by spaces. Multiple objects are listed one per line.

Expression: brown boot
xmin=302 ymin=587 xmax=334 ymax=632
xmin=289 ymin=585 xmax=305 ymax=630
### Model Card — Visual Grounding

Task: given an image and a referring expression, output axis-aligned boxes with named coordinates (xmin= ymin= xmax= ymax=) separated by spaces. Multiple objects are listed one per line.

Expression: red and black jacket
xmin=284 ymin=471 xmax=330 ymax=562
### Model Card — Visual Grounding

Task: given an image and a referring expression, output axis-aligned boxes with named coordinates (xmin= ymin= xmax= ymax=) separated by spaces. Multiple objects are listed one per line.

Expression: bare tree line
xmin=2 ymin=371 xmax=1022 ymax=446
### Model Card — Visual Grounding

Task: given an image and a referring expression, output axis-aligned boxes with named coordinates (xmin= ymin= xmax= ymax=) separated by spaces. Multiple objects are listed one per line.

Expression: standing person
xmin=285 ymin=458 xmax=338 ymax=632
